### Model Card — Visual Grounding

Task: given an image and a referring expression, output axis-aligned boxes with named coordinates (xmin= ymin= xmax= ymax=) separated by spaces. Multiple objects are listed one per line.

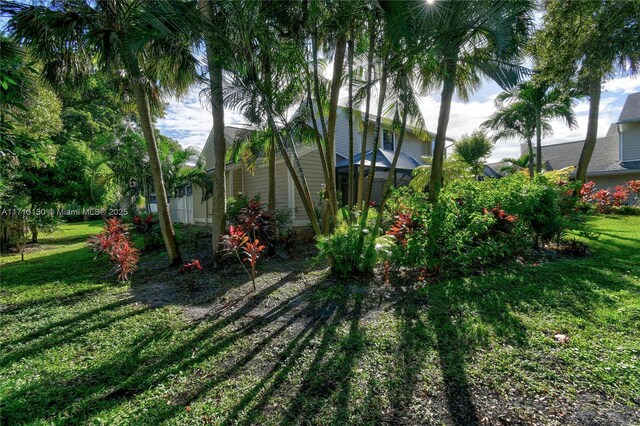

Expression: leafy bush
xmin=383 ymin=174 xmax=583 ymax=277
xmin=88 ymin=217 xmax=139 ymax=282
xmin=316 ymin=208 xmax=395 ymax=276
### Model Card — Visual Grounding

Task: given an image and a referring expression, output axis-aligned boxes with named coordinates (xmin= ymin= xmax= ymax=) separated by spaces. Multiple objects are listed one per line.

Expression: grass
xmin=1 ymin=216 xmax=639 ymax=425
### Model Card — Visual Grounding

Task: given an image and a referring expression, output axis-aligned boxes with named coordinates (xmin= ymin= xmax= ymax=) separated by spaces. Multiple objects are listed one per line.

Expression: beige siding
xmin=192 ymin=185 xmax=208 ymax=224
xmin=293 ymin=149 xmax=325 ymax=224
xmin=589 ymin=173 xmax=640 ymax=190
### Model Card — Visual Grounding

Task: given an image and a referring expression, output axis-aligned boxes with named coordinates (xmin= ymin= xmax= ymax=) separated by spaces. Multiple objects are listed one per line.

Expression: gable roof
xmin=617 ymin=92 xmax=640 ymax=124
xmin=335 ymin=148 xmax=423 ymax=172
xmin=540 ymin=123 xmax=640 ymax=175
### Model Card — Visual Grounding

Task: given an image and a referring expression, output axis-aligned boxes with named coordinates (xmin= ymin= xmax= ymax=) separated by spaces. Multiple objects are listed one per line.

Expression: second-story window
xmin=383 ymin=129 xmax=395 ymax=150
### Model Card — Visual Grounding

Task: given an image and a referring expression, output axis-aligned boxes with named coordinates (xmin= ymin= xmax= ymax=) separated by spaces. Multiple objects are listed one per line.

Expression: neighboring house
xmin=484 ymin=92 xmax=640 ymax=186
xmin=181 ymin=106 xmax=450 ymax=227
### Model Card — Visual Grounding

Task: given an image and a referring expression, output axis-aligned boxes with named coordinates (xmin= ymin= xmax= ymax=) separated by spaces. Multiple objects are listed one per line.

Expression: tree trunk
xmin=30 ymin=222 xmax=38 ymax=244
xmin=357 ymin=21 xmax=376 ymax=210
xmin=202 ymin=1 xmax=227 ymax=260
xmin=131 ymin=80 xmax=182 ymax=265
xmin=375 ymin=93 xmax=409 ymax=229
xmin=268 ymin=137 xmax=276 ymax=215
xmin=267 ymin=115 xmax=321 ymax=235
xmin=347 ymin=35 xmax=355 ymax=208
xmin=535 ymin=114 xmax=542 ymax=174
xmin=575 ymin=78 xmax=602 ymax=183
xmin=208 ymin=62 xmax=227 ymax=260
xmin=429 ymin=60 xmax=457 ymax=205
xmin=325 ymin=34 xmax=347 ymax=218
xmin=526 ymin=138 xmax=535 ymax=178
xmin=363 ymin=57 xmax=389 ymax=213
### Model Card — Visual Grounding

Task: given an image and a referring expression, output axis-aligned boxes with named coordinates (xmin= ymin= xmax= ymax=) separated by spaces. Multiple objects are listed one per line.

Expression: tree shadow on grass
xmin=3 ymin=241 xmax=638 ymax=425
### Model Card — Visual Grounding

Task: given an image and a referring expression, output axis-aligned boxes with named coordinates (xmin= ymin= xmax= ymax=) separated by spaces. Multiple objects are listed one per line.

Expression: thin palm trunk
xmin=268 ymin=137 xmax=276 ymax=215
xmin=526 ymin=138 xmax=534 ymax=178
xmin=347 ymin=35 xmax=355 ymax=208
xmin=204 ymin=55 xmax=226 ymax=260
xmin=363 ymin=56 xmax=389 ymax=213
xmin=576 ymin=78 xmax=602 ymax=183
xmin=375 ymin=95 xmax=409 ymax=229
xmin=131 ymin=79 xmax=181 ymax=265
xmin=267 ymin=115 xmax=321 ymax=235
xmin=356 ymin=22 xmax=376 ymax=210
xmin=535 ymin=113 xmax=542 ymax=173
xmin=325 ymin=34 xmax=347 ymax=217
xmin=429 ymin=60 xmax=457 ymax=205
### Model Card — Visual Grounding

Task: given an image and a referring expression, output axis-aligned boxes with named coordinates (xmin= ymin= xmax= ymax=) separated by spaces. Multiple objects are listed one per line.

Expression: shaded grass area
xmin=0 ymin=216 xmax=639 ymax=425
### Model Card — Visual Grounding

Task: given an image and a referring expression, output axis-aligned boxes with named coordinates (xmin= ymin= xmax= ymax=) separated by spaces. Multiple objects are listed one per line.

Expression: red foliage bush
xmin=386 ymin=212 xmax=416 ymax=247
xmin=627 ymin=180 xmax=640 ymax=195
xmin=591 ymin=189 xmax=612 ymax=212
xmin=612 ymin=185 xmax=630 ymax=207
xmin=179 ymin=259 xmax=203 ymax=274
xmin=88 ymin=217 xmax=139 ymax=282
xmin=220 ymin=225 xmax=265 ymax=290
xmin=580 ymin=181 xmax=596 ymax=201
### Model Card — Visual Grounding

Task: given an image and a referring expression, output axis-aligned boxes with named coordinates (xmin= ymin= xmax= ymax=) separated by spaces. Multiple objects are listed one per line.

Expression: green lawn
xmin=1 ymin=216 xmax=639 ymax=425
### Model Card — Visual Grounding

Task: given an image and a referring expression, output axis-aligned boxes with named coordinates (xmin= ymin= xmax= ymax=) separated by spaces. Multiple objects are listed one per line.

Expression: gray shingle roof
xmin=618 ymin=92 xmax=640 ymax=124
xmin=540 ymin=123 xmax=640 ymax=175
xmin=335 ymin=149 xmax=423 ymax=172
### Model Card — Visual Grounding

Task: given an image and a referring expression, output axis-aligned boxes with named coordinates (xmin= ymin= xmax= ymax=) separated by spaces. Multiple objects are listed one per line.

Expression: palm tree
xmin=199 ymin=0 xmax=229 ymax=259
xmin=534 ymin=0 xmax=640 ymax=183
xmin=453 ymin=130 xmax=494 ymax=179
xmin=484 ymin=80 xmax=576 ymax=175
xmin=482 ymin=98 xmax=537 ymax=177
xmin=419 ymin=0 xmax=534 ymax=204
xmin=410 ymin=155 xmax=472 ymax=191
xmin=4 ymin=0 xmax=201 ymax=265
xmin=222 ymin=0 xmax=322 ymax=235
xmin=498 ymin=153 xmax=532 ymax=175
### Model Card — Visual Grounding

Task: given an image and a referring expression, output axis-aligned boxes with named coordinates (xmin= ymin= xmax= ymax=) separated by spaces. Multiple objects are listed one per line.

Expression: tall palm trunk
xmin=526 ymin=138 xmax=535 ymax=178
xmin=325 ymin=34 xmax=347 ymax=217
xmin=429 ymin=59 xmax=457 ymax=205
xmin=576 ymin=78 xmax=602 ymax=183
xmin=267 ymin=115 xmax=321 ymax=235
xmin=374 ymin=92 xmax=409 ymax=229
xmin=347 ymin=35 xmax=355 ymax=208
xmin=131 ymin=79 xmax=181 ymax=265
xmin=363 ymin=56 xmax=389 ymax=213
xmin=268 ymin=137 xmax=276 ymax=215
xmin=357 ymin=22 xmax=376 ymax=210
xmin=202 ymin=0 xmax=227 ymax=260
xmin=535 ymin=113 xmax=542 ymax=173
xmin=209 ymin=61 xmax=226 ymax=259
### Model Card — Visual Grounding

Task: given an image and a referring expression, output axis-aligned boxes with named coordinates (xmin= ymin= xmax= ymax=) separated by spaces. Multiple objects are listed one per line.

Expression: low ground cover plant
xmin=87 ymin=217 xmax=139 ymax=282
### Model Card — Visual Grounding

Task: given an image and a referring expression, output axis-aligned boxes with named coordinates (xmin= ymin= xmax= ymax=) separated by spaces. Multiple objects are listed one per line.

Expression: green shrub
xmin=384 ymin=174 xmax=583 ymax=277
xmin=316 ymin=208 xmax=394 ymax=276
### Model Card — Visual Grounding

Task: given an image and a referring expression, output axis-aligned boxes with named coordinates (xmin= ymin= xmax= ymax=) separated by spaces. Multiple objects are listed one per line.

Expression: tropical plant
xmin=3 ymin=0 xmax=202 ymax=265
xmin=482 ymin=80 xmax=576 ymax=175
xmin=410 ymin=156 xmax=472 ymax=191
xmin=453 ymin=130 xmax=494 ymax=178
xmin=533 ymin=0 xmax=640 ymax=183
xmin=418 ymin=0 xmax=534 ymax=204
xmin=498 ymin=153 xmax=532 ymax=175
xmin=87 ymin=217 xmax=139 ymax=282
xmin=316 ymin=207 xmax=395 ymax=276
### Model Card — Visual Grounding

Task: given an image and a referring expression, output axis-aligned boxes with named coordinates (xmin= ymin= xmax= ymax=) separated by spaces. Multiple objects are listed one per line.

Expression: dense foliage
xmin=320 ymin=175 xmax=586 ymax=279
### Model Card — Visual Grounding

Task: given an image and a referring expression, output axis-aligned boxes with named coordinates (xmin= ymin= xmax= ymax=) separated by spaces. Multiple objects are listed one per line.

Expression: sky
xmin=158 ymin=75 xmax=640 ymax=163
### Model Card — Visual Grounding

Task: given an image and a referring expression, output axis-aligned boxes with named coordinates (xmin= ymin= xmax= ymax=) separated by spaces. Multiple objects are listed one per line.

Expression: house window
xmin=383 ymin=129 xmax=395 ymax=150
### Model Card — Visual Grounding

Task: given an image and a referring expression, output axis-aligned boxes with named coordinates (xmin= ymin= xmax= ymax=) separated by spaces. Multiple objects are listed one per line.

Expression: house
xmin=532 ymin=92 xmax=640 ymax=187
xmin=181 ymin=106 xmax=450 ymax=227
